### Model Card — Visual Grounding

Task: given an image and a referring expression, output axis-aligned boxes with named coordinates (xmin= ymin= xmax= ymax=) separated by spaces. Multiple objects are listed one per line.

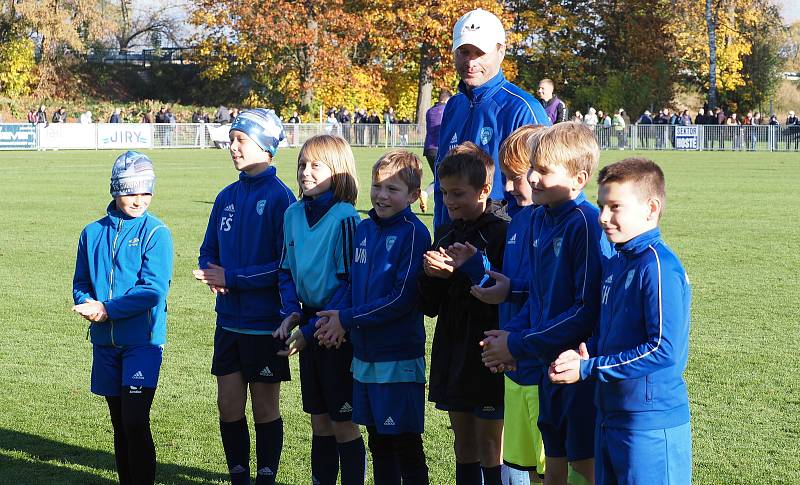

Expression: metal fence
xmin=2 ymin=122 xmax=799 ymax=151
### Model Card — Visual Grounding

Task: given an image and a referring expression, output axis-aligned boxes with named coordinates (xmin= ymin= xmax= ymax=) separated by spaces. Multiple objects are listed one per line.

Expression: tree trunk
xmin=415 ymin=41 xmax=434 ymax=125
xmin=300 ymin=15 xmax=318 ymax=114
xmin=705 ymin=0 xmax=717 ymax=109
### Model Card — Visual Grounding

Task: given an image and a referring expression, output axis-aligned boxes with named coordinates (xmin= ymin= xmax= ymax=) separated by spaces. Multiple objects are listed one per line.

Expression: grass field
xmin=0 ymin=147 xmax=798 ymax=484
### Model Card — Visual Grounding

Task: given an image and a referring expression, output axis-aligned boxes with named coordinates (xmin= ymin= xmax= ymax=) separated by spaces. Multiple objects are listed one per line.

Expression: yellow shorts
xmin=503 ymin=375 xmax=546 ymax=474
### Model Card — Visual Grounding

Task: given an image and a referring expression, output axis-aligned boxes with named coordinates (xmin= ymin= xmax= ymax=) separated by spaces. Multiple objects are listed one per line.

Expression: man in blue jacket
xmin=72 ymin=151 xmax=174 ymax=485
xmin=433 ymin=8 xmax=550 ymax=228
xmin=550 ymin=158 xmax=692 ymax=485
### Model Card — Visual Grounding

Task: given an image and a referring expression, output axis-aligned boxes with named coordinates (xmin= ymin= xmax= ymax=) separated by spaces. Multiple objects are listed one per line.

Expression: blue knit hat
xmin=229 ymin=108 xmax=285 ymax=155
xmin=110 ymin=151 xmax=156 ymax=196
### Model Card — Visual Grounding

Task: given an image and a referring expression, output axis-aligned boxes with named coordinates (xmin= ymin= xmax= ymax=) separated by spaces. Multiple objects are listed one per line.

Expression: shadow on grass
xmin=0 ymin=427 xmax=279 ymax=484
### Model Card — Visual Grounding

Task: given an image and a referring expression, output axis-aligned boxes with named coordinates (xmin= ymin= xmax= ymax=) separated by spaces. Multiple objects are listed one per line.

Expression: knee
xmin=453 ymin=434 xmax=479 ymax=463
xmin=217 ymin=395 xmax=245 ymax=421
xmin=331 ymin=420 xmax=361 ymax=442
xmin=311 ymin=414 xmax=334 ymax=436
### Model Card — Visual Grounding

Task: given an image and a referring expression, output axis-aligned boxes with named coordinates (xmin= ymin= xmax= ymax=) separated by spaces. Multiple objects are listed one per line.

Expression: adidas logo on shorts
xmin=132 ymin=371 xmax=144 ymax=380
xmin=339 ymin=402 xmax=352 ymax=413
xmin=260 ymin=366 xmax=273 ymax=377
xmin=383 ymin=416 xmax=395 ymax=426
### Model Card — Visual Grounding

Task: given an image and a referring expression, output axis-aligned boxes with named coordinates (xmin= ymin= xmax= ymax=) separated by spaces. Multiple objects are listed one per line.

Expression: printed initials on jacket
xmin=601 ymin=275 xmax=612 ymax=306
xmin=220 ymin=215 xmax=233 ymax=232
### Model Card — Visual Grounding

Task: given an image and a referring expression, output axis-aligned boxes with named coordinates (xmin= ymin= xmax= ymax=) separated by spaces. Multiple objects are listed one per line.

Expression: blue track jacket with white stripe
xmin=433 ymin=70 xmax=550 ymax=228
xmin=507 ymin=192 xmax=613 ymax=363
xmin=73 ymin=202 xmax=173 ymax=346
xmin=198 ymin=166 xmax=296 ymax=331
xmin=332 ymin=206 xmax=431 ymax=363
xmin=580 ymin=228 xmax=691 ymax=430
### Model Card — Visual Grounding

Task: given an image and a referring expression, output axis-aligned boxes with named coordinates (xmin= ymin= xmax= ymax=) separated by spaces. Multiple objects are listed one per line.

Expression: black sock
xmin=481 ymin=465 xmax=502 ymax=485
xmin=395 ymin=433 xmax=428 ymax=485
xmin=120 ymin=386 xmax=156 ymax=485
xmin=455 ymin=462 xmax=481 ymax=485
xmin=220 ymin=417 xmax=250 ymax=485
xmin=106 ymin=396 xmax=132 ymax=485
xmin=311 ymin=434 xmax=339 ymax=485
xmin=367 ymin=427 xmax=400 ymax=485
xmin=337 ymin=436 xmax=366 ymax=485
xmin=254 ymin=418 xmax=283 ymax=485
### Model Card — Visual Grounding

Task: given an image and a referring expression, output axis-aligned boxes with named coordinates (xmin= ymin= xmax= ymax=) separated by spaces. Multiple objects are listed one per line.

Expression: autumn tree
xmin=109 ymin=0 xmax=182 ymax=53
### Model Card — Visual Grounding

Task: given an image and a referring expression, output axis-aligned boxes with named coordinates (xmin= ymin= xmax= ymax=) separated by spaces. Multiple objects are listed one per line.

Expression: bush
xmin=0 ymin=37 xmax=36 ymax=97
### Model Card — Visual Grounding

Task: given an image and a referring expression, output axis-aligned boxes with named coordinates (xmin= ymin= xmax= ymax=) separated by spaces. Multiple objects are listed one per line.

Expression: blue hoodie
xmin=333 ymin=206 xmax=431 ymax=363
xmin=580 ymin=228 xmax=691 ymax=430
xmin=506 ymin=193 xmax=613 ymax=363
xmin=198 ymin=166 xmax=296 ymax=331
xmin=433 ymin=70 xmax=550 ymax=228
xmin=73 ymin=202 xmax=173 ymax=346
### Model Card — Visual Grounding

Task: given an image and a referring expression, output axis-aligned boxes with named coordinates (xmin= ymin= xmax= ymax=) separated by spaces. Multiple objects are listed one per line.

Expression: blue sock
xmin=220 ymin=418 xmax=250 ymax=485
xmin=337 ymin=436 xmax=366 ymax=485
xmin=311 ymin=434 xmax=339 ymax=485
xmin=455 ymin=462 xmax=481 ymax=485
xmin=481 ymin=465 xmax=502 ymax=485
xmin=254 ymin=418 xmax=282 ymax=485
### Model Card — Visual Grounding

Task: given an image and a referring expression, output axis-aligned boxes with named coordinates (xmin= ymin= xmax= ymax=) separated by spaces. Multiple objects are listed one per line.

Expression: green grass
xmin=0 ymin=147 xmax=797 ymax=484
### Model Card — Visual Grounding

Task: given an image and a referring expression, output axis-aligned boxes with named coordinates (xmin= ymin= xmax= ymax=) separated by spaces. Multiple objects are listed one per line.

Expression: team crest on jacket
xmin=552 ymin=237 xmax=563 ymax=257
xmin=385 ymin=236 xmax=397 ymax=251
xmin=479 ymin=127 xmax=493 ymax=146
xmin=625 ymin=269 xmax=636 ymax=289
xmin=256 ymin=199 xmax=266 ymax=215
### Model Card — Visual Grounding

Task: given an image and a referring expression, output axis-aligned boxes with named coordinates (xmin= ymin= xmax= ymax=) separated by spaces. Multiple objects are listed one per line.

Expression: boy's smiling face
xmin=440 ymin=175 xmax=490 ymax=221
xmin=229 ymin=129 xmax=270 ymax=174
xmin=115 ymin=193 xmax=152 ymax=218
xmin=502 ymin=168 xmax=535 ymax=207
xmin=371 ymin=169 xmax=418 ymax=219
xmin=530 ymin=162 xmax=584 ymax=208
xmin=598 ymin=180 xmax=659 ymax=244
xmin=297 ymin=158 xmax=333 ymax=198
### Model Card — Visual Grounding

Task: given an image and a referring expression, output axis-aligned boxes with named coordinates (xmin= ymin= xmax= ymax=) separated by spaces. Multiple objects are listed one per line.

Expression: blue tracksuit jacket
xmin=580 ymin=228 xmax=691 ymax=430
xmin=433 ymin=70 xmax=550 ymax=228
xmin=499 ymin=205 xmax=544 ymax=385
xmin=73 ymin=202 xmax=173 ymax=346
xmin=507 ymin=193 xmax=613 ymax=363
xmin=333 ymin=207 xmax=431 ymax=363
xmin=198 ymin=166 xmax=296 ymax=331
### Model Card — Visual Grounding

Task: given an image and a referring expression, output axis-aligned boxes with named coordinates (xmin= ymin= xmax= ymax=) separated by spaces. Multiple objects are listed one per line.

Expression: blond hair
xmin=372 ymin=150 xmax=423 ymax=193
xmin=533 ymin=122 xmax=599 ymax=177
xmin=499 ymin=125 xmax=547 ymax=176
xmin=298 ymin=134 xmax=358 ymax=204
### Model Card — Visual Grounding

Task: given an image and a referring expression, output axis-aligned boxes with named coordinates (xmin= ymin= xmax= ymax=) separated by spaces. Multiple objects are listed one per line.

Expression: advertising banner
xmin=675 ymin=126 xmax=698 ymax=150
xmin=38 ymin=124 xmax=96 ymax=149
xmin=0 ymin=124 xmax=37 ymax=150
xmin=97 ymin=123 xmax=153 ymax=149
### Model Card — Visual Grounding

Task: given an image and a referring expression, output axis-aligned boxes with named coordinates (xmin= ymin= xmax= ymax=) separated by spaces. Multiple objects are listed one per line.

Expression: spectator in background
xmin=420 ymin=89 xmax=451 ymax=213
xmin=694 ymin=108 xmax=706 ymax=125
xmin=612 ymin=108 xmax=626 ymax=149
xmin=680 ymin=109 xmax=692 ymax=126
xmin=786 ymin=111 xmax=799 ymax=150
xmin=155 ymin=106 xmax=168 ymax=124
xmin=583 ymin=107 xmax=598 ymax=129
xmin=287 ymin=110 xmax=301 ymax=147
xmin=52 ymin=107 xmax=67 ymax=123
xmin=338 ymin=108 xmax=352 ymax=142
xmin=109 ymin=108 xmax=122 ymax=123
xmin=537 ymin=78 xmax=568 ymax=124
xmin=230 ymin=107 xmax=239 ymax=122
xmin=636 ymin=110 xmax=653 ymax=148
xmin=325 ymin=110 xmax=338 ymax=134
xmin=726 ymin=112 xmax=741 ymax=150
xmin=214 ymin=105 xmax=231 ymax=124
xmin=36 ymin=105 xmax=48 ymax=127
xmin=142 ymin=108 xmax=154 ymax=123
xmin=367 ymin=110 xmax=380 ymax=146
xmin=27 ymin=108 xmax=36 ymax=124
xmin=287 ymin=111 xmax=300 ymax=124
xmin=79 ymin=111 xmax=93 ymax=124
xmin=572 ymin=110 xmax=583 ymax=123
xmin=353 ymin=108 xmax=366 ymax=146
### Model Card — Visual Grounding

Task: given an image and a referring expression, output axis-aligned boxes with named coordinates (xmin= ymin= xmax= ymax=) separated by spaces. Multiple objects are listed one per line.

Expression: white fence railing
xmin=1 ymin=122 xmax=799 ymax=151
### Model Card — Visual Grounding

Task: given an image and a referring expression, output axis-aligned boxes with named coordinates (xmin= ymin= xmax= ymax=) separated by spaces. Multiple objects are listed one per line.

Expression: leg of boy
xmin=217 ymin=372 xmax=251 ymax=485
xmin=250 ymin=382 xmax=282 ymax=485
xmin=449 ymin=411 xmax=482 ymax=485
xmin=564 ymin=381 xmax=596 ymax=485
xmin=502 ymin=377 xmax=546 ymax=481
xmin=120 ymin=385 xmax=157 ymax=485
xmin=311 ymin=414 xmax=339 ymax=485
xmin=106 ymin=396 xmax=132 ymax=485
xmin=476 ymin=416 xmax=504 ymax=485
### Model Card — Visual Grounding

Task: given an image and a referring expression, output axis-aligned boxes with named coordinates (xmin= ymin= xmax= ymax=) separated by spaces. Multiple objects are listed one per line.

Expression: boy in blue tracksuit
xmin=468 ymin=125 xmax=548 ymax=483
xmin=72 ymin=151 xmax=174 ymax=485
xmin=194 ymin=109 xmax=296 ymax=485
xmin=482 ymin=123 xmax=613 ymax=485
xmin=550 ymin=158 xmax=692 ymax=485
xmin=315 ymin=151 xmax=432 ymax=484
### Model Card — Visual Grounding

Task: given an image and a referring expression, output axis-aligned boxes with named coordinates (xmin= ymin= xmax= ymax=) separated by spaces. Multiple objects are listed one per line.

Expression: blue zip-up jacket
xmin=73 ymin=202 xmax=173 ymax=346
xmin=198 ymin=166 xmax=296 ymax=331
xmin=580 ymin=228 xmax=691 ymax=430
xmin=507 ymin=193 xmax=613 ymax=363
xmin=433 ymin=70 xmax=549 ymax=228
xmin=333 ymin=207 xmax=431 ymax=363
xmin=498 ymin=205 xmax=544 ymax=385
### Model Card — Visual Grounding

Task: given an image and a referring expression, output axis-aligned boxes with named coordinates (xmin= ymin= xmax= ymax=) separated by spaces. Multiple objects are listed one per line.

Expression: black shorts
xmin=299 ymin=337 xmax=355 ymax=421
xmin=211 ymin=327 xmax=290 ymax=383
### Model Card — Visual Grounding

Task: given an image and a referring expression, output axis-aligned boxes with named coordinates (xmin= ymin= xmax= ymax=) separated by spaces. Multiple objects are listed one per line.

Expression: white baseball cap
xmin=452 ymin=8 xmax=506 ymax=53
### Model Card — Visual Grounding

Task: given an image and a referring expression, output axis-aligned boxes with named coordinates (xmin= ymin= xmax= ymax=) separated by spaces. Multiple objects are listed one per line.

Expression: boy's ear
xmin=647 ymin=197 xmax=662 ymax=221
xmin=573 ymin=170 xmax=590 ymax=190
xmin=480 ymin=183 xmax=492 ymax=200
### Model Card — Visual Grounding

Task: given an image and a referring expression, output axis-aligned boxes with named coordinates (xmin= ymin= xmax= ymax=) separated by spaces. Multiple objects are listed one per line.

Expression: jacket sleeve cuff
xmin=339 ymin=309 xmax=354 ymax=330
xmin=224 ymin=269 xmax=238 ymax=289
xmin=580 ymin=358 xmax=595 ymax=381
xmin=300 ymin=321 xmax=316 ymax=342
xmin=507 ymin=331 xmax=525 ymax=359
xmin=103 ymin=300 xmax=118 ymax=319
xmin=459 ymin=252 xmax=486 ymax=285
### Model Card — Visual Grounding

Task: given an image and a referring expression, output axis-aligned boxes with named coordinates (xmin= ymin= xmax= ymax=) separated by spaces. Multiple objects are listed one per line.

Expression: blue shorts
xmin=91 ymin=344 xmax=163 ymax=396
xmin=434 ymin=401 xmax=504 ymax=420
xmin=537 ymin=377 xmax=595 ymax=461
xmin=353 ymin=380 xmax=425 ymax=434
xmin=596 ymin=422 xmax=692 ymax=485
xmin=211 ymin=327 xmax=290 ymax=383
xmin=299 ymin=337 xmax=354 ymax=421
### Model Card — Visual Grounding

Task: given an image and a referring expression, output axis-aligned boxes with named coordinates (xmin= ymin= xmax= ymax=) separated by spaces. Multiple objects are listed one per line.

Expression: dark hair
xmin=598 ymin=158 xmax=666 ymax=215
xmin=437 ymin=142 xmax=494 ymax=191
